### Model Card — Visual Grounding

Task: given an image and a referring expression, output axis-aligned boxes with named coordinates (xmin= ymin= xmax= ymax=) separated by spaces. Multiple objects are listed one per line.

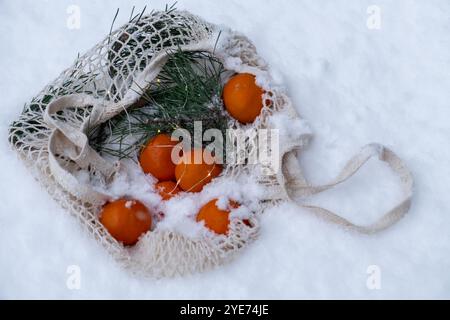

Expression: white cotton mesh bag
xmin=8 ymin=9 xmax=413 ymax=278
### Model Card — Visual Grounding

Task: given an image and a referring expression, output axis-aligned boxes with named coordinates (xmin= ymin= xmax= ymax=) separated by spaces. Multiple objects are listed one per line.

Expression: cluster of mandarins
xmin=100 ymin=73 xmax=264 ymax=246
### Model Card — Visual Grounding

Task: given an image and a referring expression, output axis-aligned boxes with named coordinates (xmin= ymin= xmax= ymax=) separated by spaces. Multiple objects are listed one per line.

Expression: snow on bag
xmin=8 ymin=9 xmax=413 ymax=278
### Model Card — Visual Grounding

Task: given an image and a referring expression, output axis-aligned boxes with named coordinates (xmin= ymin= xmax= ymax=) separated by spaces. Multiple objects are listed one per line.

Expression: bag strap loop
xmin=283 ymin=143 xmax=413 ymax=234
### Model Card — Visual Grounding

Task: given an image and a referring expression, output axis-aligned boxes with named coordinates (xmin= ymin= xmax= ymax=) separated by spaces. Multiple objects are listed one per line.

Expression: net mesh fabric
xmin=8 ymin=10 xmax=305 ymax=278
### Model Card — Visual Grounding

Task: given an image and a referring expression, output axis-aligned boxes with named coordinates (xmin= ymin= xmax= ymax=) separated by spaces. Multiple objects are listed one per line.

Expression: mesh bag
xmin=8 ymin=9 xmax=413 ymax=278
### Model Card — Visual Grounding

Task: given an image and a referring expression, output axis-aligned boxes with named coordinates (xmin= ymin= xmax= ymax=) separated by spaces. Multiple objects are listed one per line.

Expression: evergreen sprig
xmin=88 ymin=49 xmax=229 ymax=160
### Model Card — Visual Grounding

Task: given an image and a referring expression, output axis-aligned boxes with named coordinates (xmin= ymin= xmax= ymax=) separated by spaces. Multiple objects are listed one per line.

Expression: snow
xmin=1 ymin=0 xmax=450 ymax=299
xmin=90 ymin=155 xmax=259 ymax=238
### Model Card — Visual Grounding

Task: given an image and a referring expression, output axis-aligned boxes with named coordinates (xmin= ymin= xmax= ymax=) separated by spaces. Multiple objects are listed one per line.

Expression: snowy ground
xmin=1 ymin=0 xmax=450 ymax=299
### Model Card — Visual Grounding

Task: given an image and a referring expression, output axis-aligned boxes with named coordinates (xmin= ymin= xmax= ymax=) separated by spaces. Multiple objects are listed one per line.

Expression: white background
xmin=1 ymin=0 xmax=449 ymax=299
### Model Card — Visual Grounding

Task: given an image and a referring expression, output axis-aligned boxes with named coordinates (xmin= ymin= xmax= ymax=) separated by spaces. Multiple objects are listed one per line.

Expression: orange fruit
xmin=139 ymin=133 xmax=179 ymax=181
xmin=99 ymin=199 xmax=152 ymax=246
xmin=175 ymin=148 xmax=222 ymax=192
xmin=196 ymin=199 xmax=235 ymax=235
xmin=155 ymin=181 xmax=181 ymax=200
xmin=223 ymin=73 xmax=264 ymax=123
xmin=196 ymin=199 xmax=251 ymax=234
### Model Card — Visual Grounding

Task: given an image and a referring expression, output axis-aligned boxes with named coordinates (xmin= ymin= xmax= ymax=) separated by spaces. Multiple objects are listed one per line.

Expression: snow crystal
xmin=124 ymin=200 xmax=134 ymax=209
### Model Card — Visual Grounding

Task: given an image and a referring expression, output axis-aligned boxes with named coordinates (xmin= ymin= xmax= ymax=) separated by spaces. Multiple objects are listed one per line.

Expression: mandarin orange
xmin=174 ymin=148 xmax=222 ymax=192
xmin=155 ymin=181 xmax=182 ymax=200
xmin=99 ymin=199 xmax=152 ymax=246
xmin=223 ymin=73 xmax=264 ymax=123
xmin=196 ymin=199 xmax=232 ymax=235
xmin=139 ymin=133 xmax=178 ymax=181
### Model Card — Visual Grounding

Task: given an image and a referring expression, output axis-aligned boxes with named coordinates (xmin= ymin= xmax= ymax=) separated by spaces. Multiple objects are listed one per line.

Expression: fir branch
xmin=89 ymin=49 xmax=229 ymax=161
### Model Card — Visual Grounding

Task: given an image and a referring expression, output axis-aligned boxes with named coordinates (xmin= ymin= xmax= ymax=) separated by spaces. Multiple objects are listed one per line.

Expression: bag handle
xmin=42 ymin=41 xmax=217 ymax=205
xmin=283 ymin=143 xmax=413 ymax=234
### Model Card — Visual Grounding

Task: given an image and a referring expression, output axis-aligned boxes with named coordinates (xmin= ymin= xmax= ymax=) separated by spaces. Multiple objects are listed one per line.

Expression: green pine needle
xmin=88 ymin=49 xmax=230 ymax=161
